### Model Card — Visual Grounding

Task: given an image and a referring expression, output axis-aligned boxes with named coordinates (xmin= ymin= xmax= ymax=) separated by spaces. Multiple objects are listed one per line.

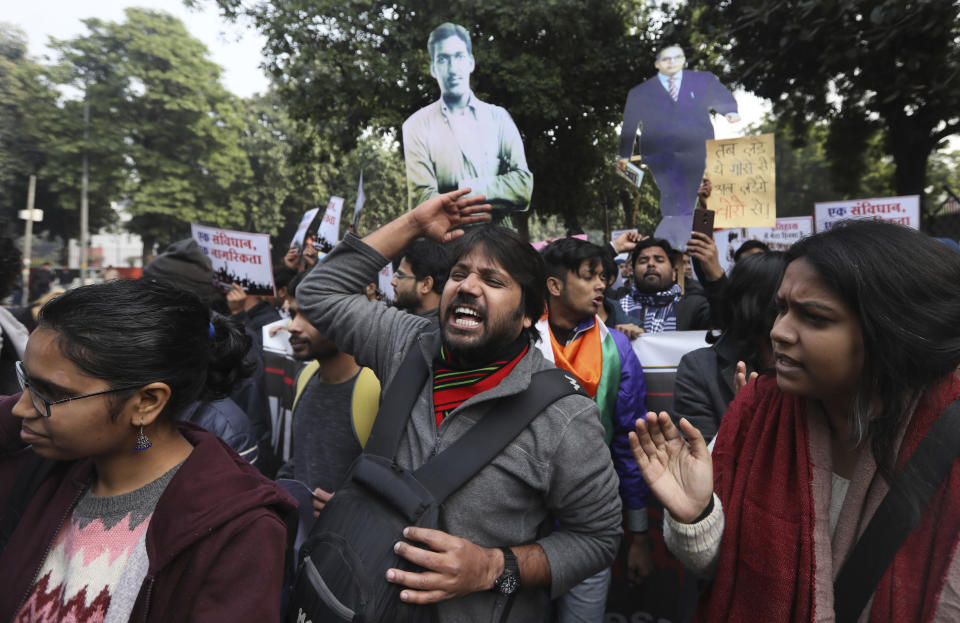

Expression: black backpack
xmin=285 ymin=344 xmax=586 ymax=623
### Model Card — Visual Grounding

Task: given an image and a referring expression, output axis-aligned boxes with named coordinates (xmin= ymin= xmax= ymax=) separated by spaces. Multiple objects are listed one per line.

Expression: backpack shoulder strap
xmin=414 ymin=367 xmax=587 ymax=503
xmin=351 ymin=367 xmax=381 ymax=449
xmin=293 ymin=360 xmax=320 ymax=412
xmin=833 ymin=397 xmax=960 ymax=623
xmin=362 ymin=343 xmax=431 ymax=459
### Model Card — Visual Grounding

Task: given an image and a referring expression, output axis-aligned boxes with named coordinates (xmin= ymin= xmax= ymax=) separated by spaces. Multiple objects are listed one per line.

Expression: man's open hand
xmin=408 ymin=189 xmax=492 ymax=243
xmin=386 ymin=526 xmax=503 ymax=604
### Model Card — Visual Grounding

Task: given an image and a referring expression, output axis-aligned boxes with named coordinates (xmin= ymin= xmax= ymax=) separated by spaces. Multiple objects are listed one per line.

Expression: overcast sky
xmin=5 ymin=0 xmax=270 ymax=98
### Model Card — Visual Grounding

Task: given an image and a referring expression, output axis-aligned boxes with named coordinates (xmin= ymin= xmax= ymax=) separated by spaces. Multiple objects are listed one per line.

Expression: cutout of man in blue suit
xmin=618 ymin=45 xmax=739 ymax=247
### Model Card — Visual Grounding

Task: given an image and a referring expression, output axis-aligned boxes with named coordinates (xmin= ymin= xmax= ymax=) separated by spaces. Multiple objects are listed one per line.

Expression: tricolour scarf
xmin=619 ymin=283 xmax=682 ymax=333
xmin=534 ymin=315 xmax=620 ymax=444
xmin=698 ymin=374 xmax=960 ymax=623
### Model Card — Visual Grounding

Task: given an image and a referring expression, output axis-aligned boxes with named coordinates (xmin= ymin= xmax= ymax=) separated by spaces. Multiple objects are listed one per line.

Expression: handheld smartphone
xmin=692 ymin=207 xmax=716 ymax=236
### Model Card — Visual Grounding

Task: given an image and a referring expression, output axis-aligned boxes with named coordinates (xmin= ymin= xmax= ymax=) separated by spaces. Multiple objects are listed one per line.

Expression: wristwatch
xmin=493 ymin=547 xmax=520 ymax=595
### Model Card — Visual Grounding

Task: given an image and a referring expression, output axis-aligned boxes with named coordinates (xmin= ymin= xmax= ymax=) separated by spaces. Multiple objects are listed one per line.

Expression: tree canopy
xmin=690 ymin=0 xmax=960 ymax=206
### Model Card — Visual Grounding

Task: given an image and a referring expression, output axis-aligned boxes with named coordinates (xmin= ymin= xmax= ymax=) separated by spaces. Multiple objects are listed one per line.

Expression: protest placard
xmin=317 ymin=196 xmax=344 ymax=255
xmin=814 ymin=195 xmax=920 ymax=232
xmin=191 ymin=224 xmax=274 ymax=296
xmin=713 ymin=216 xmax=814 ymax=273
xmin=705 ymin=133 xmax=776 ymax=228
xmin=378 ymin=263 xmax=395 ymax=302
xmin=290 ymin=208 xmax=319 ymax=251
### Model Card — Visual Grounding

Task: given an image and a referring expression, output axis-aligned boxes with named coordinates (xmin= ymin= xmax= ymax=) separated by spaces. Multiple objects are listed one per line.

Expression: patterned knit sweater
xmin=15 ymin=463 xmax=181 ymax=623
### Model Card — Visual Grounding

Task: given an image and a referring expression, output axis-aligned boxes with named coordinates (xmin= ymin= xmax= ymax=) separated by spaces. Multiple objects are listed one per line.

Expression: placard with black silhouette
xmin=191 ymin=224 xmax=275 ymax=296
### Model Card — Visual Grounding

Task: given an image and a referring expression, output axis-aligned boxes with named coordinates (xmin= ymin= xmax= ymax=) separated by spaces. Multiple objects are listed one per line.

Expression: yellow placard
xmin=705 ymin=133 xmax=776 ymax=227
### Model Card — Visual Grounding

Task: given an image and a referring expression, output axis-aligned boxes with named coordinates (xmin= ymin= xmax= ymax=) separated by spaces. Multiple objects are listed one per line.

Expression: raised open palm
xmin=409 ymin=188 xmax=491 ymax=243
xmin=629 ymin=411 xmax=714 ymax=523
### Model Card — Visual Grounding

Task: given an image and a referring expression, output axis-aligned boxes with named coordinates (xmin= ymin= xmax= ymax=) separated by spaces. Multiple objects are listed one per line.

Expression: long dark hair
xmin=38 ymin=279 xmax=252 ymax=419
xmin=719 ymin=251 xmax=786 ymax=366
xmin=785 ymin=220 xmax=960 ymax=476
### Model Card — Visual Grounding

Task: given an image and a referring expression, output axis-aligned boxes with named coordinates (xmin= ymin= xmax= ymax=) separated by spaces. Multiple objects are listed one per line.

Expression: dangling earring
xmin=135 ymin=424 xmax=152 ymax=451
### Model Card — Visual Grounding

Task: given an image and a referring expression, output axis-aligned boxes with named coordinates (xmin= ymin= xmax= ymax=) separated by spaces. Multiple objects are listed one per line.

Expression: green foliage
xmin=689 ymin=0 xmax=960 ymax=202
xmin=43 ymin=9 xmax=254 ymax=252
xmin=204 ymin=0 xmax=667 ymax=234
xmin=0 ymin=24 xmax=91 ymax=241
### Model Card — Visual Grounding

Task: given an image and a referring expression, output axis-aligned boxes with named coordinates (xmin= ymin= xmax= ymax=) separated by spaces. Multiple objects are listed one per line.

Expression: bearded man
xmin=296 ymin=189 xmax=622 ymax=622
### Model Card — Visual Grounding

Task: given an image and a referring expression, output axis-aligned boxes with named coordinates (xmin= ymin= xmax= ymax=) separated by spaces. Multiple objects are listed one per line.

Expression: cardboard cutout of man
xmin=618 ymin=45 xmax=740 ymax=247
xmin=403 ymin=23 xmax=533 ymax=218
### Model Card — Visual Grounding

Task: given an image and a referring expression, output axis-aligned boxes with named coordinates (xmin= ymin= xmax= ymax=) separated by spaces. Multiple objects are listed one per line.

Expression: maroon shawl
xmin=696 ymin=374 xmax=960 ymax=623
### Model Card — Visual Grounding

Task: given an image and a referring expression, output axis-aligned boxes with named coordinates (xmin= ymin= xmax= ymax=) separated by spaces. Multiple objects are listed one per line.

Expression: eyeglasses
xmin=15 ymin=360 xmax=143 ymax=418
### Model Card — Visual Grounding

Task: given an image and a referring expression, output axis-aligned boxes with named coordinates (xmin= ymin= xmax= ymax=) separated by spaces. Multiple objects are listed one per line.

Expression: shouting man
xmin=297 ymin=189 xmax=621 ymax=621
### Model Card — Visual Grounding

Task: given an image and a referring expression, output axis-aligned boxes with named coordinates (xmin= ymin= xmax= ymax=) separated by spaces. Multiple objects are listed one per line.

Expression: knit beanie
xmin=143 ymin=239 xmax=215 ymax=302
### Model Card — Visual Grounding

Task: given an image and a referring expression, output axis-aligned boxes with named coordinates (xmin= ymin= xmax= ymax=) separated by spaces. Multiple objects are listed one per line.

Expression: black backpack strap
xmin=362 ymin=340 xmax=431 ymax=459
xmin=0 ymin=452 xmax=58 ymax=553
xmin=833 ymin=397 xmax=960 ymax=623
xmin=414 ymin=368 xmax=588 ymax=503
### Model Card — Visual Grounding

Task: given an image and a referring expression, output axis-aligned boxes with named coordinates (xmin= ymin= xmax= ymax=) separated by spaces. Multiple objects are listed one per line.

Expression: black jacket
xmin=672 ymin=333 xmax=748 ymax=441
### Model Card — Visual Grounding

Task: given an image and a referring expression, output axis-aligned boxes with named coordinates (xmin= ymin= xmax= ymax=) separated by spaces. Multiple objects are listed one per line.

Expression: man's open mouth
xmin=451 ymin=305 xmax=484 ymax=329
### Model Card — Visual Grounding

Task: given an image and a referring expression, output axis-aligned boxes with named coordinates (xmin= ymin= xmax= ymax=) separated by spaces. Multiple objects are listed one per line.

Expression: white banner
xmin=290 ymin=208 xmax=319 ymax=251
xmin=317 ymin=196 xmax=345 ymax=254
xmin=713 ymin=216 xmax=814 ymax=273
xmin=378 ymin=263 xmax=395 ymax=302
xmin=631 ymin=330 xmax=708 ymax=415
xmin=191 ymin=224 xmax=275 ymax=296
xmin=815 ymin=195 xmax=920 ymax=232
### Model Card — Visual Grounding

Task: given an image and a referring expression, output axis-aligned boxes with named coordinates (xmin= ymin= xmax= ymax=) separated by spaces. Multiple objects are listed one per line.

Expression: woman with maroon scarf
xmin=631 ymin=220 xmax=960 ymax=623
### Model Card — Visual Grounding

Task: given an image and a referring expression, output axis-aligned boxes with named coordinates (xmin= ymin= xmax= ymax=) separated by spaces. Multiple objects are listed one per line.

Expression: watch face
xmin=498 ymin=574 xmax=520 ymax=595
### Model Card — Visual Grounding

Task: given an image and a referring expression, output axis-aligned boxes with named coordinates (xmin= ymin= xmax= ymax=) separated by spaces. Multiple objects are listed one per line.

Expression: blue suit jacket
xmin=618 ymin=70 xmax=738 ymax=159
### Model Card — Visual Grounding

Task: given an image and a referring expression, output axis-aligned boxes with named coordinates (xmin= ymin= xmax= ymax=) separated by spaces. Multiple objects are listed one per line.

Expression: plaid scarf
xmin=431 ymin=342 xmax=529 ymax=427
xmin=619 ymin=283 xmax=682 ymax=333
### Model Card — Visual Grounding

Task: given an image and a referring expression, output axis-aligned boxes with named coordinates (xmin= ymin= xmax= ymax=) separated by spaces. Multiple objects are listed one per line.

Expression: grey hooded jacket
xmin=297 ymin=234 xmax=623 ymax=623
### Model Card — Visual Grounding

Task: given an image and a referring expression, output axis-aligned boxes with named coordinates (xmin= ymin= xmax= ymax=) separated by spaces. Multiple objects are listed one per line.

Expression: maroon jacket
xmin=0 ymin=394 xmax=297 ymax=622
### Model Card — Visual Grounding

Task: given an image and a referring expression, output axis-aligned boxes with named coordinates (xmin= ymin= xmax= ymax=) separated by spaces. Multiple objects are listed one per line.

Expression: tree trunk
xmin=141 ymin=234 xmax=156 ymax=267
xmin=888 ymin=117 xmax=933 ymax=209
xmin=622 ymin=194 xmax=636 ymax=231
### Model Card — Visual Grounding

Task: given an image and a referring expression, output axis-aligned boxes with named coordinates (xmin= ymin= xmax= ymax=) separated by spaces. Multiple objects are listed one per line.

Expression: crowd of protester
xmin=1 ymin=186 xmax=959 ymax=623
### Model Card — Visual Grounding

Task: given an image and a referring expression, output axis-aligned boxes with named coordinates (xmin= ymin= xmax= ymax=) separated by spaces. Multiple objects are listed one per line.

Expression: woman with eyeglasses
xmin=631 ymin=220 xmax=960 ymax=623
xmin=0 ymin=279 xmax=295 ymax=622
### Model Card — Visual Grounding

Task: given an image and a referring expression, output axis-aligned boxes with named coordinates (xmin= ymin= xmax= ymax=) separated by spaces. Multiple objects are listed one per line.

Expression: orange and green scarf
xmin=535 ymin=315 xmax=621 ymax=444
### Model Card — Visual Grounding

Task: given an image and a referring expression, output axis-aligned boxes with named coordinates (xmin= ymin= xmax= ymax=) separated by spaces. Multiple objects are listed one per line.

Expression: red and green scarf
xmin=431 ymin=342 xmax=529 ymax=428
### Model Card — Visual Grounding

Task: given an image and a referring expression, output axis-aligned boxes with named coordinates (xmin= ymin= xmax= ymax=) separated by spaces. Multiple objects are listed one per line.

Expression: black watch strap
xmin=493 ymin=546 xmax=520 ymax=595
